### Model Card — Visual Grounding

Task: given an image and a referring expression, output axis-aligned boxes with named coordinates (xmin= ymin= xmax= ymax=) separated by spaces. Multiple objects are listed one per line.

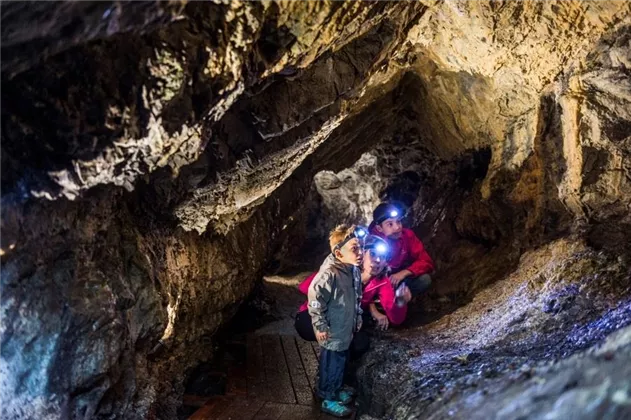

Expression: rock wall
xmin=1 ymin=2 xmax=423 ymax=418
xmin=357 ymin=237 xmax=631 ymax=418
xmin=1 ymin=1 xmax=630 ymax=419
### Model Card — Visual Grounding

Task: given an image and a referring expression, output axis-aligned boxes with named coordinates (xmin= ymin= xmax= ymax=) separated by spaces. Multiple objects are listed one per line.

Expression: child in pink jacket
xmin=360 ymin=235 xmax=411 ymax=330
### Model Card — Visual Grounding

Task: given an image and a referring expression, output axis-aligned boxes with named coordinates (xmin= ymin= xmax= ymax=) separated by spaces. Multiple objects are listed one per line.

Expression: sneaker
xmin=336 ymin=389 xmax=353 ymax=405
xmin=321 ymin=400 xmax=352 ymax=417
xmin=341 ymin=385 xmax=356 ymax=397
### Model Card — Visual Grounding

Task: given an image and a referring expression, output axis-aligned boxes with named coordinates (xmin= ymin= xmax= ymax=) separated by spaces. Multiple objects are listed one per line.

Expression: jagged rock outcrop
xmin=1 ymin=1 xmax=630 ymax=419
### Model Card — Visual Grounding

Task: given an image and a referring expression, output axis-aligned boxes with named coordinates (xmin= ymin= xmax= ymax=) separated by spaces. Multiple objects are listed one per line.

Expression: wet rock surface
xmin=1 ymin=1 xmax=631 ymax=419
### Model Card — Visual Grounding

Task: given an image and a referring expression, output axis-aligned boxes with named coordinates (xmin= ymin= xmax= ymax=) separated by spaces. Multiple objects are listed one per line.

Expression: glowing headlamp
xmin=364 ymin=235 xmax=390 ymax=259
xmin=375 ymin=203 xmax=403 ymax=224
xmin=374 ymin=242 xmax=388 ymax=255
xmin=334 ymin=225 xmax=369 ymax=251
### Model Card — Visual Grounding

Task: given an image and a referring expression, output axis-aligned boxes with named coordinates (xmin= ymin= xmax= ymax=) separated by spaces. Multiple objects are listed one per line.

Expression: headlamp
xmin=374 ymin=242 xmax=388 ymax=255
xmin=334 ymin=225 xmax=369 ymax=251
xmin=374 ymin=203 xmax=403 ymax=224
xmin=364 ymin=235 xmax=390 ymax=259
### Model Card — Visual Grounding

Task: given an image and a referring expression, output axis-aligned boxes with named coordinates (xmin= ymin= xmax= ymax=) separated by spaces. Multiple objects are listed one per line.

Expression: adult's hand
xmin=316 ymin=331 xmax=329 ymax=342
xmin=390 ymin=270 xmax=411 ymax=287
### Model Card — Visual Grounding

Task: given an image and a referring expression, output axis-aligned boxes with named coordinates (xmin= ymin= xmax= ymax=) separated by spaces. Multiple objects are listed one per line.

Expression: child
xmin=295 ymin=272 xmax=318 ymax=341
xmin=361 ymin=235 xmax=412 ymax=330
xmin=369 ymin=202 xmax=435 ymax=297
xmin=308 ymin=224 xmax=364 ymax=417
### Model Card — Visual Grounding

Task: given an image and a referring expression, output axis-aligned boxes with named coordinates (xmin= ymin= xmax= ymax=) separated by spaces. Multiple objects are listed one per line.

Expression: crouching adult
xmin=369 ymin=202 xmax=435 ymax=298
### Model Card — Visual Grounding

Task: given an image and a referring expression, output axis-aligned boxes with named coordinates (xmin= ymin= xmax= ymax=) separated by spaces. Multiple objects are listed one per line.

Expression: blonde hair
xmin=329 ymin=224 xmax=357 ymax=253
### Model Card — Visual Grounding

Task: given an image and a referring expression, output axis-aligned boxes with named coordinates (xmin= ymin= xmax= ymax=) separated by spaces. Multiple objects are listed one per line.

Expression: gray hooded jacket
xmin=307 ymin=254 xmax=362 ymax=351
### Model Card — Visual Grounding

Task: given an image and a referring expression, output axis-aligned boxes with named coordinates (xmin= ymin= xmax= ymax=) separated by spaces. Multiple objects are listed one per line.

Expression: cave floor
xmin=183 ymin=272 xmax=354 ymax=419
xmin=184 ymin=334 xmax=353 ymax=420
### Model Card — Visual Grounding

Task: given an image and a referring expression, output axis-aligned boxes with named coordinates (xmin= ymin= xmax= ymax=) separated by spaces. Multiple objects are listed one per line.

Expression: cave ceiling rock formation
xmin=1 ymin=1 xmax=422 ymax=202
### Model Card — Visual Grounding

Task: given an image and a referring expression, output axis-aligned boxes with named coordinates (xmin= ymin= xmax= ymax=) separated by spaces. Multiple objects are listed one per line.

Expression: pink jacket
xmin=298 ymin=272 xmax=317 ymax=313
xmin=298 ymin=272 xmax=407 ymax=326
xmin=361 ymin=274 xmax=407 ymax=326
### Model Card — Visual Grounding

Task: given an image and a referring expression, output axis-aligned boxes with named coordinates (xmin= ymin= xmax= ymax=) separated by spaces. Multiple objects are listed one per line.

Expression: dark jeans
xmin=317 ymin=348 xmax=348 ymax=400
xmin=294 ymin=310 xmax=370 ymax=359
xmin=401 ymin=273 xmax=432 ymax=296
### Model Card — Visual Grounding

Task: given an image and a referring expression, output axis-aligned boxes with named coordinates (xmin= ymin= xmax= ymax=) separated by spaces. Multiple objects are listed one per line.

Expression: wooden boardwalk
xmin=185 ymin=335 xmax=355 ymax=420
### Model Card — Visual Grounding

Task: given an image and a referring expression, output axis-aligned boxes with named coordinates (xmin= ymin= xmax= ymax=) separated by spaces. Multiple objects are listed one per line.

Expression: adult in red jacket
xmin=369 ymin=202 xmax=435 ymax=297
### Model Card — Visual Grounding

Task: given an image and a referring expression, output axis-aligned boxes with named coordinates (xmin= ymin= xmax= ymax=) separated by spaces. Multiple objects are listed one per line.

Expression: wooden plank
xmin=182 ymin=394 xmax=210 ymax=407
xmin=247 ymin=335 xmax=268 ymax=401
xmin=277 ymin=404 xmax=318 ymax=420
xmin=252 ymin=402 xmax=287 ymax=420
xmin=280 ymin=336 xmax=314 ymax=406
xmin=260 ymin=335 xmax=296 ymax=404
xmin=226 ymin=333 xmax=246 ymax=346
xmin=319 ymin=409 xmax=356 ymax=420
xmin=216 ymin=397 xmax=265 ymax=420
xmin=226 ymin=358 xmax=248 ymax=397
xmin=188 ymin=396 xmax=234 ymax=420
xmin=296 ymin=339 xmax=319 ymax=393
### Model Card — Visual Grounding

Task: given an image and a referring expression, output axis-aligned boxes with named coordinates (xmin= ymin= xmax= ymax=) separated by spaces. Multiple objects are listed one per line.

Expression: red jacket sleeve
xmin=377 ymin=278 xmax=407 ymax=326
xmin=298 ymin=272 xmax=317 ymax=295
xmin=405 ymin=230 xmax=435 ymax=277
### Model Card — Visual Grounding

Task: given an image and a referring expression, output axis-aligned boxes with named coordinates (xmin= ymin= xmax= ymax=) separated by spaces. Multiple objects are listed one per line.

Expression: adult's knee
xmin=406 ymin=273 xmax=432 ymax=296
xmin=418 ymin=274 xmax=432 ymax=290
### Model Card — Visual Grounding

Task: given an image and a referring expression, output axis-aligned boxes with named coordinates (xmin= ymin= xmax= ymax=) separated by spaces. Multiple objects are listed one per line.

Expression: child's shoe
xmin=336 ymin=389 xmax=353 ymax=405
xmin=336 ymin=385 xmax=356 ymax=404
xmin=341 ymin=385 xmax=356 ymax=397
xmin=321 ymin=400 xmax=352 ymax=417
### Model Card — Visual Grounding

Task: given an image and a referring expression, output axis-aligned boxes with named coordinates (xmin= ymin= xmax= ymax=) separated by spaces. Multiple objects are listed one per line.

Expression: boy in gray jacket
xmin=308 ymin=224 xmax=364 ymax=417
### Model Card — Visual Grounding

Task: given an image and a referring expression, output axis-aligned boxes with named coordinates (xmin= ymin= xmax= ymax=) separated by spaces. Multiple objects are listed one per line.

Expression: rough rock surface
xmin=355 ymin=238 xmax=631 ymax=419
xmin=1 ymin=1 xmax=631 ymax=419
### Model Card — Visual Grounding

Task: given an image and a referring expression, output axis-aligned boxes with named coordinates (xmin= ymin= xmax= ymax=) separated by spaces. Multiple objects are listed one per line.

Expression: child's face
xmin=335 ymin=238 xmax=363 ymax=266
xmin=363 ymin=248 xmax=387 ymax=276
xmin=376 ymin=217 xmax=403 ymax=240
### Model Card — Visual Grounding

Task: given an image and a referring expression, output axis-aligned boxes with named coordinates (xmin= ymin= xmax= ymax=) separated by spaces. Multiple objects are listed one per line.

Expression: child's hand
xmin=373 ymin=312 xmax=389 ymax=330
xmin=400 ymin=285 xmax=412 ymax=304
xmin=316 ymin=331 xmax=329 ymax=342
